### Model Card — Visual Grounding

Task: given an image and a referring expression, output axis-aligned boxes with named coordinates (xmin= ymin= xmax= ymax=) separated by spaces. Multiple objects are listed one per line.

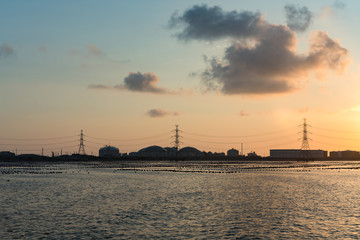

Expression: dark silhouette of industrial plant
xmin=1 ymin=121 xmax=360 ymax=161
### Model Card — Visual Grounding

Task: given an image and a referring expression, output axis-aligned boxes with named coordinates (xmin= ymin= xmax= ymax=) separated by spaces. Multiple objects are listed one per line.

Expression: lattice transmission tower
xmin=300 ymin=118 xmax=311 ymax=159
xmin=171 ymin=125 xmax=182 ymax=152
xmin=78 ymin=129 xmax=86 ymax=155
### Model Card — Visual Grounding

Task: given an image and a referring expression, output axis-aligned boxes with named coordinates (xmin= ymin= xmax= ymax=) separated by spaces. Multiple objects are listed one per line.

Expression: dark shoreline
xmin=2 ymin=159 xmax=360 ymax=174
xmin=1 ymin=155 xmax=360 ymax=163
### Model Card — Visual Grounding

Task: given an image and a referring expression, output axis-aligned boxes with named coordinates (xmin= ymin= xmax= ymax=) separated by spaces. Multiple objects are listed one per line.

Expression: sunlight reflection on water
xmin=1 ymin=162 xmax=360 ymax=239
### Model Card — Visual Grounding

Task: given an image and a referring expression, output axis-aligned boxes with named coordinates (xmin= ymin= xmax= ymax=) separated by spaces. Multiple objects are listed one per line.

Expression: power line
xmin=183 ymin=133 xmax=295 ymax=145
xmin=0 ymin=135 xmax=78 ymax=141
xmin=84 ymin=145 xmax=101 ymax=150
xmin=312 ymin=140 xmax=359 ymax=149
xmin=42 ymin=145 xmax=79 ymax=151
xmin=312 ymin=133 xmax=360 ymax=141
xmin=85 ymin=133 xmax=170 ymax=142
xmin=0 ymin=140 xmax=78 ymax=146
xmin=86 ymin=136 xmax=171 ymax=147
xmin=7 ymin=145 xmax=79 ymax=152
xmin=182 ymin=128 xmax=293 ymax=139
xmin=3 ymin=121 xmax=360 ymax=155
xmin=312 ymin=126 xmax=360 ymax=134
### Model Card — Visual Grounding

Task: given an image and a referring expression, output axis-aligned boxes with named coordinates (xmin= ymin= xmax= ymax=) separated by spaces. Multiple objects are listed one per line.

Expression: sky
xmin=1 ymin=0 xmax=360 ymax=156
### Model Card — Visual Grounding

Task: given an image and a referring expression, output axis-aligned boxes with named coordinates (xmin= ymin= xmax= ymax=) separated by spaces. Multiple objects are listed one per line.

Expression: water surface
xmin=1 ymin=161 xmax=360 ymax=239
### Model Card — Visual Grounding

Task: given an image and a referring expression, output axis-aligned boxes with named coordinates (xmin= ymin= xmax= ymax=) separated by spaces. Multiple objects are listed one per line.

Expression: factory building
xmin=270 ymin=149 xmax=327 ymax=159
xmin=99 ymin=146 xmax=120 ymax=157
xmin=0 ymin=151 xmax=15 ymax=159
xmin=227 ymin=148 xmax=239 ymax=156
xmin=329 ymin=150 xmax=360 ymax=159
xmin=247 ymin=151 xmax=259 ymax=157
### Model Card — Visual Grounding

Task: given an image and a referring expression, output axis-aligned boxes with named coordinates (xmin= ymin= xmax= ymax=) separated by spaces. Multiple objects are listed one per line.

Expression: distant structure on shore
xmin=0 ymin=151 xmax=15 ymax=159
xmin=269 ymin=119 xmax=328 ymax=160
xmin=132 ymin=145 xmax=205 ymax=158
xmin=329 ymin=150 xmax=360 ymax=159
xmin=2 ymin=120 xmax=360 ymax=161
xmin=270 ymin=149 xmax=327 ymax=160
xmin=99 ymin=146 xmax=120 ymax=158
xmin=102 ymin=145 xmax=257 ymax=159
xmin=227 ymin=148 xmax=239 ymax=156
xmin=2 ymin=148 xmax=360 ymax=161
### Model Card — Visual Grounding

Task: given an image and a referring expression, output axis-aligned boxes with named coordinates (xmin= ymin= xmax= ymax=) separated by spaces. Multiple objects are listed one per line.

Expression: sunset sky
xmin=1 ymin=0 xmax=360 ymax=156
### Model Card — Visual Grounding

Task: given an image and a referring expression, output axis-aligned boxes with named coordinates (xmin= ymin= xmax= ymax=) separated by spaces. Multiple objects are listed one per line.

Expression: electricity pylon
xmin=300 ymin=118 xmax=311 ymax=159
xmin=171 ymin=125 xmax=182 ymax=152
xmin=78 ymin=129 xmax=86 ymax=155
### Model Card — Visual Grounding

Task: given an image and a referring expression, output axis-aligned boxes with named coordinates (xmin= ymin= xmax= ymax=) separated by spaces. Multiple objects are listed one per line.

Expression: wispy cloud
xmin=88 ymin=84 xmax=113 ymax=90
xmin=284 ymin=4 xmax=313 ymax=32
xmin=0 ymin=44 xmax=14 ymax=57
xmin=169 ymin=5 xmax=350 ymax=96
xmin=345 ymin=105 xmax=360 ymax=113
xmin=118 ymin=72 xmax=169 ymax=94
xmin=257 ymin=110 xmax=274 ymax=116
xmin=239 ymin=110 xmax=250 ymax=117
xmin=319 ymin=1 xmax=346 ymax=20
xmin=89 ymin=71 xmax=190 ymax=95
xmin=87 ymin=44 xmax=105 ymax=57
xmin=297 ymin=107 xmax=310 ymax=114
xmin=70 ymin=44 xmax=130 ymax=64
xmin=333 ymin=0 xmax=345 ymax=10
xmin=146 ymin=108 xmax=179 ymax=118
xmin=38 ymin=45 xmax=47 ymax=53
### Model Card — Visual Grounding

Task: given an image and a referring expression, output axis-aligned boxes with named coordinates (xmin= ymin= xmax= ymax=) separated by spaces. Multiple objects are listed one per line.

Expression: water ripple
xmin=1 ymin=162 xmax=360 ymax=239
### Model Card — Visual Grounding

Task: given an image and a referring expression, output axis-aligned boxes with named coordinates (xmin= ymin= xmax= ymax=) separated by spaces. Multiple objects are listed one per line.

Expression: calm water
xmin=1 ymin=161 xmax=360 ymax=239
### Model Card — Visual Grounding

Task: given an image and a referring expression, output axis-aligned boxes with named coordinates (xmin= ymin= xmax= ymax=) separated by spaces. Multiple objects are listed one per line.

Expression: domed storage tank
xmin=138 ymin=145 xmax=167 ymax=157
xmin=178 ymin=147 xmax=204 ymax=157
xmin=99 ymin=146 xmax=120 ymax=157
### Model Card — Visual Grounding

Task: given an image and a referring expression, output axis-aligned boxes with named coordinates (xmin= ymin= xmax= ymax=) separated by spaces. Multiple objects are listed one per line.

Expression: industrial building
xmin=0 ymin=151 xmax=15 ymax=159
xmin=247 ymin=151 xmax=259 ymax=157
xmin=227 ymin=148 xmax=239 ymax=156
xmin=329 ymin=150 xmax=360 ymax=159
xmin=270 ymin=149 xmax=327 ymax=159
xmin=99 ymin=146 xmax=120 ymax=157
